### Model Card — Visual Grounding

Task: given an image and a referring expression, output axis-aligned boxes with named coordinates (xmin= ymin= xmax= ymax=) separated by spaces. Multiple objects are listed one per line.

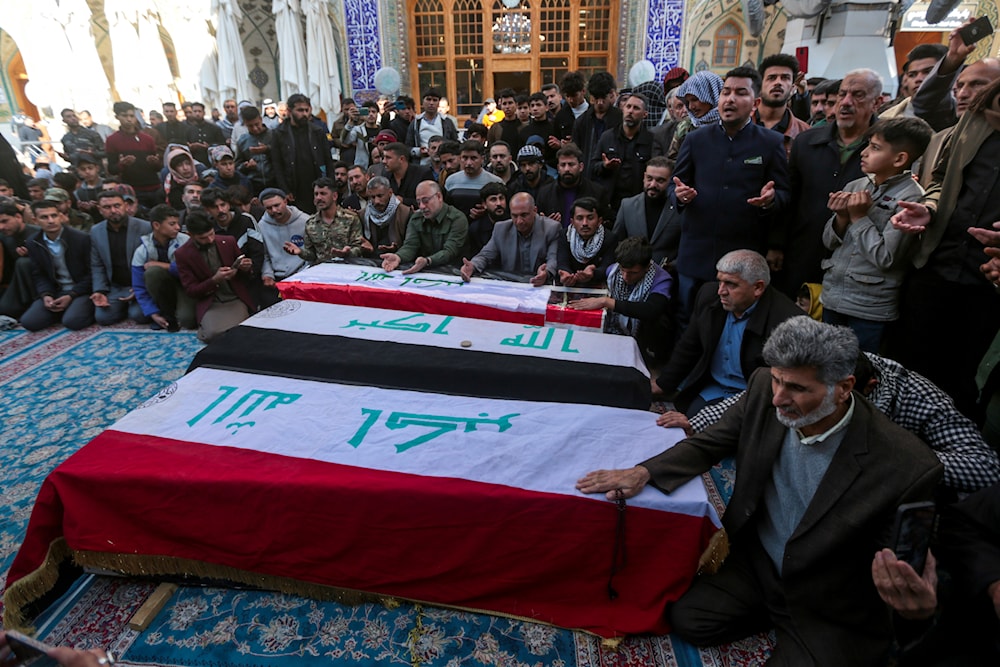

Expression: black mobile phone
xmin=959 ymin=16 xmax=994 ymax=46
xmin=231 ymin=254 xmax=246 ymax=269
xmin=5 ymin=630 xmax=55 ymax=665
xmin=891 ymin=501 xmax=937 ymax=575
xmin=605 ymin=147 xmax=618 ymax=159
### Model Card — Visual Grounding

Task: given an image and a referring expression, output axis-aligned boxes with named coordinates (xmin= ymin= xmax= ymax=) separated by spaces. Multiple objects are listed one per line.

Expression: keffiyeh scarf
xmin=606 ymin=263 xmax=657 ymax=336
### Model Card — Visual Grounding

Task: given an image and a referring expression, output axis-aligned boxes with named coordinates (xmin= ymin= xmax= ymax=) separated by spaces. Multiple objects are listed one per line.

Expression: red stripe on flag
xmin=277 ymin=281 xmax=545 ymax=325
xmin=9 ymin=430 xmax=714 ymax=637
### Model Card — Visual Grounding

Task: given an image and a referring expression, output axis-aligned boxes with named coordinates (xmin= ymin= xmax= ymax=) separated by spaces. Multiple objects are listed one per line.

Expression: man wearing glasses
xmin=380 ymin=181 xmax=468 ymax=275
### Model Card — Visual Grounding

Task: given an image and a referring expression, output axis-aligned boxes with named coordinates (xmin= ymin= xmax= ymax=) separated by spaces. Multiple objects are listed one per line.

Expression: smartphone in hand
xmin=5 ymin=630 xmax=55 ymax=665
xmin=891 ymin=501 xmax=937 ymax=575
xmin=959 ymin=16 xmax=994 ymax=46
xmin=231 ymin=254 xmax=246 ymax=269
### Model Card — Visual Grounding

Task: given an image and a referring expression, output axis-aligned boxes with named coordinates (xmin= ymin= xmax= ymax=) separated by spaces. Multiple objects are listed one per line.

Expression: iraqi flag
xmin=7 ymin=368 xmax=719 ymax=638
xmin=191 ymin=300 xmax=651 ymax=409
xmin=276 ymin=263 xmax=605 ymax=330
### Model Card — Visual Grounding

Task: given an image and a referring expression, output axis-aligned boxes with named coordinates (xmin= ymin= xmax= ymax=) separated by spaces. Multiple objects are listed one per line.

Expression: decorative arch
xmin=408 ymin=0 xmax=617 ymax=119
xmin=712 ymin=20 xmax=741 ymax=68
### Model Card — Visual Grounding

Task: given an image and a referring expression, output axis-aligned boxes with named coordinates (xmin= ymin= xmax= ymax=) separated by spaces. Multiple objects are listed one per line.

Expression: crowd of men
xmin=2 ymin=18 xmax=1000 ymax=665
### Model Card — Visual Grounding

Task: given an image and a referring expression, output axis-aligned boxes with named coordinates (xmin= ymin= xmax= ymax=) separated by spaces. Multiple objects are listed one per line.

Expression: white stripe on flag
xmin=243 ymin=301 xmax=648 ymax=376
xmin=282 ymin=263 xmax=551 ymax=314
xmin=120 ymin=368 xmax=718 ymax=524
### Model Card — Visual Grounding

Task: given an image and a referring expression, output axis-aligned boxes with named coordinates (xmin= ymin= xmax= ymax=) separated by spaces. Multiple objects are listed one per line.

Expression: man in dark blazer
xmin=613 ymin=156 xmax=680 ymax=265
xmin=578 ymin=317 xmax=943 ymax=666
xmin=22 ymin=200 xmax=94 ymax=331
xmin=461 ymin=193 xmax=560 ymax=286
xmin=175 ymin=209 xmax=256 ymax=343
xmin=90 ymin=190 xmax=152 ymax=325
xmin=653 ymin=250 xmax=800 ymax=415
xmin=671 ymin=66 xmax=789 ymax=324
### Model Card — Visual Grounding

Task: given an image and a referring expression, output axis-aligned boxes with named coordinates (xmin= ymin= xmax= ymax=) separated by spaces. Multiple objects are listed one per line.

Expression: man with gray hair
xmin=778 ymin=68 xmax=882 ymax=297
xmin=578 ymin=317 xmax=942 ymax=665
xmin=651 ymin=249 xmax=800 ymax=416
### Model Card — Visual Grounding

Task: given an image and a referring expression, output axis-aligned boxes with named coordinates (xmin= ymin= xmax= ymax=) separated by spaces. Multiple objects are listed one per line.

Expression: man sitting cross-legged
xmin=130 ymin=204 xmax=195 ymax=332
xmin=22 ymin=199 xmax=94 ymax=331
xmin=90 ymin=189 xmax=152 ymax=326
xmin=174 ymin=209 xmax=255 ymax=343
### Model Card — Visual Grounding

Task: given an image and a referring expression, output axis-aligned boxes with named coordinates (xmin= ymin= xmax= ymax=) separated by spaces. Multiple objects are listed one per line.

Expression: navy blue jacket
xmin=673 ymin=121 xmax=789 ymax=281
xmin=26 ymin=226 xmax=92 ymax=298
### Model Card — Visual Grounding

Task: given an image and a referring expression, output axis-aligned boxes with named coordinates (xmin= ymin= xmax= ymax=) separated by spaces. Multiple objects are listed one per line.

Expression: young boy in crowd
xmin=130 ymin=203 xmax=194 ymax=331
xmin=820 ymin=116 xmax=932 ymax=352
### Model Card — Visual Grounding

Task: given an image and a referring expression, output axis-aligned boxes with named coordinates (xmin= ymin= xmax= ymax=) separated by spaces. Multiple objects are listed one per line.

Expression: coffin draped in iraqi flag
xmin=274 ymin=262 xmax=606 ymax=330
xmin=5 ymin=367 xmax=720 ymax=637
xmin=189 ymin=300 xmax=651 ymax=409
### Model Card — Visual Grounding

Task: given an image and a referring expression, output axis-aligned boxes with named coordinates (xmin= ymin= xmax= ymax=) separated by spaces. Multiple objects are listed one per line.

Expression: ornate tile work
xmin=645 ymin=0 xmax=684 ymax=78
xmin=344 ymin=0 xmax=383 ymax=93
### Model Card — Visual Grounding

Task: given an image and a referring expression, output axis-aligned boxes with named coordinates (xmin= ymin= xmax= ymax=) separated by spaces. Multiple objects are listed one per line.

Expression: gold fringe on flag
xmin=2 ymin=537 xmax=74 ymax=631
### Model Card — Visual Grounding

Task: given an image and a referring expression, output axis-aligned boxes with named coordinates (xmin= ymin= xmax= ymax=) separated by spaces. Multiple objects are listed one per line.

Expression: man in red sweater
xmin=105 ymin=101 xmax=163 ymax=209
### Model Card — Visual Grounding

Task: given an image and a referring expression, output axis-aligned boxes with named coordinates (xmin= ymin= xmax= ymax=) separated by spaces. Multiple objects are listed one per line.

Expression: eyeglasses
xmin=415 ymin=194 xmax=440 ymax=206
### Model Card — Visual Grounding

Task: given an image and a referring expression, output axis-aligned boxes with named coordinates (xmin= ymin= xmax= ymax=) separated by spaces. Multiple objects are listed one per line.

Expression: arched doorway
xmin=409 ymin=0 xmax=618 ymax=119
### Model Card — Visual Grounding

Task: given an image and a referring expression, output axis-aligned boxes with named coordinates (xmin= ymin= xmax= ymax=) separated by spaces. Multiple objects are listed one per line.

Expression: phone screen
xmin=892 ymin=501 xmax=937 ymax=575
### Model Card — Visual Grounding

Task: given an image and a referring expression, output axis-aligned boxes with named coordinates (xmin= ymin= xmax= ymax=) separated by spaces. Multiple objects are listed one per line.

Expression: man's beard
xmin=489 ymin=208 xmax=508 ymax=222
xmin=559 ymin=173 xmax=580 ymax=187
xmin=775 ymin=386 xmax=839 ymax=430
xmin=761 ymin=95 xmax=790 ymax=109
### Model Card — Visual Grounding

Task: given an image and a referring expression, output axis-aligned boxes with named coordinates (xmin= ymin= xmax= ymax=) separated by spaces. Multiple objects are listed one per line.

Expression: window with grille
xmin=712 ymin=21 xmax=741 ymax=67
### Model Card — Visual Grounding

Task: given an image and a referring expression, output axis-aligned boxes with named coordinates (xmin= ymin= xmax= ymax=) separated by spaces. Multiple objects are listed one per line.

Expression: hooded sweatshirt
xmin=259 ymin=205 xmax=310 ymax=280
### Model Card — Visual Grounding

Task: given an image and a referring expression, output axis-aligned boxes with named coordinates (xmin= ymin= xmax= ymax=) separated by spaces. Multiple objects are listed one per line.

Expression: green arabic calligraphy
xmin=347 ymin=408 xmax=519 ymax=452
xmin=499 ymin=326 xmax=579 ymax=353
xmin=188 ymin=386 xmax=302 ymax=433
xmin=342 ymin=313 xmax=453 ymax=335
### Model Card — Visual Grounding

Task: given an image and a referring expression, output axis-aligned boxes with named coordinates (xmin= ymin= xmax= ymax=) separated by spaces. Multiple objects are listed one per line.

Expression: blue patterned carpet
xmin=1 ymin=325 xmax=771 ymax=666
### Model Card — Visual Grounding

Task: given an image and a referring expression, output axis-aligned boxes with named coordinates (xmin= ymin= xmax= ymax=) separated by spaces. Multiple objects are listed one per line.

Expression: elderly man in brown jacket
xmin=579 ymin=317 xmax=942 ymax=666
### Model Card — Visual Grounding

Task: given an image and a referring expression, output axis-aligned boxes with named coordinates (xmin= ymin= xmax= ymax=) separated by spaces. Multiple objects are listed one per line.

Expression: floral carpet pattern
xmin=1 ymin=324 xmax=772 ymax=666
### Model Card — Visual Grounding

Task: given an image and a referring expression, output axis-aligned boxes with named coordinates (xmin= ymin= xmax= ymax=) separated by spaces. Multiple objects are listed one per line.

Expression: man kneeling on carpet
xmin=175 ymin=209 xmax=255 ymax=343
xmin=577 ymin=317 xmax=942 ymax=666
xmin=130 ymin=204 xmax=196 ymax=332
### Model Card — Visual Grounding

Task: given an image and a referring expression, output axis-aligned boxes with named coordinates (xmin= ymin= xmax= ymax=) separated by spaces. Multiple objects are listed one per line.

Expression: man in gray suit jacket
xmin=90 ymin=190 xmax=152 ymax=325
xmin=578 ymin=317 xmax=942 ymax=666
xmin=461 ymin=193 xmax=560 ymax=287
xmin=612 ymin=157 xmax=679 ymax=265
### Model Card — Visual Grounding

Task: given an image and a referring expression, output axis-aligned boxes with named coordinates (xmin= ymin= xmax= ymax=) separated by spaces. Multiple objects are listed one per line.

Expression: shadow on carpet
xmin=2 ymin=324 xmax=772 ymax=666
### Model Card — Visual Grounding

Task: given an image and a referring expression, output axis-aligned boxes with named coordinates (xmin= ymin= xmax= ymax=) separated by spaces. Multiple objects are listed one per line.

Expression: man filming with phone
xmin=577 ymin=317 xmax=942 ymax=665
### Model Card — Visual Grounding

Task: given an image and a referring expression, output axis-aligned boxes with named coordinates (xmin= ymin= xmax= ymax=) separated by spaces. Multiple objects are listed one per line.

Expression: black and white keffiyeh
xmin=606 ymin=263 xmax=656 ymax=336
xmin=567 ymin=224 xmax=605 ymax=265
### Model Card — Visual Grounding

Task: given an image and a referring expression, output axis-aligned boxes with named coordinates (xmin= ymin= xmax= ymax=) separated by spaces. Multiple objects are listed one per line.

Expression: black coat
xmin=779 ymin=122 xmax=868 ymax=296
xmin=26 ymin=227 xmax=92 ymax=297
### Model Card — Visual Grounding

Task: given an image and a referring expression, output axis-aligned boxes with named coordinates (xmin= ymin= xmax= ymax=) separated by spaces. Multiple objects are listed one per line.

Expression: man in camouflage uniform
xmin=283 ymin=177 xmax=365 ymax=262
